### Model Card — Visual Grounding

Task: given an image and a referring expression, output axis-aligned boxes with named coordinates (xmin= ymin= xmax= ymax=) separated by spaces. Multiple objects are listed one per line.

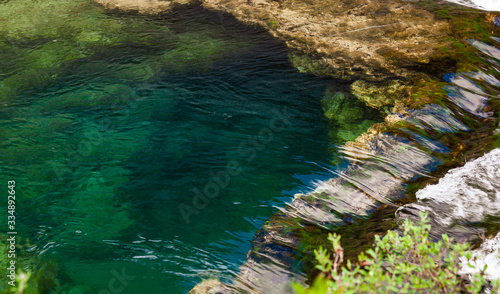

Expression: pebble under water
xmin=0 ymin=5 xmax=382 ymax=293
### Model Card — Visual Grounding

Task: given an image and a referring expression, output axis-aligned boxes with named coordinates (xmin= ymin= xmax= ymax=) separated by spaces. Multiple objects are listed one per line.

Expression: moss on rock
xmin=321 ymin=87 xmax=383 ymax=143
xmin=350 ymin=79 xmax=409 ymax=111
xmin=187 ymin=279 xmax=227 ymax=294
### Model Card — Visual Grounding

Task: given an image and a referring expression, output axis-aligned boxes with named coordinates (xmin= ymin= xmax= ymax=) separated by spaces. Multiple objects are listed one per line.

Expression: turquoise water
xmin=0 ymin=6 xmax=383 ymax=293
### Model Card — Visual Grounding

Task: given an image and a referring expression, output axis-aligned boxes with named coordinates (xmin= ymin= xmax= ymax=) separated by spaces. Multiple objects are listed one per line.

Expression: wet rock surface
xmin=397 ymin=148 xmax=500 ymax=243
xmin=93 ymin=0 xmax=189 ymax=13
xmin=221 ymin=134 xmax=441 ymax=293
xmin=91 ymin=0 xmax=498 ymax=83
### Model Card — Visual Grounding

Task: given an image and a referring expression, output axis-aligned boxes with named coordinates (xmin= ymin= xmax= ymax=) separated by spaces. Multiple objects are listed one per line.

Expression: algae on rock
xmin=160 ymin=31 xmax=251 ymax=72
xmin=351 ymin=80 xmax=409 ymax=112
xmin=0 ymin=0 xmax=172 ymax=100
xmin=321 ymin=88 xmax=382 ymax=142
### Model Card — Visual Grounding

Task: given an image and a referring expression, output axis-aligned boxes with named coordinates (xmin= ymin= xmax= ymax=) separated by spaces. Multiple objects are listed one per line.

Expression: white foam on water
xmin=415 ymin=148 xmax=500 ymax=226
xmin=460 ymin=232 xmax=500 ymax=281
xmin=444 ymin=0 xmax=500 ymax=11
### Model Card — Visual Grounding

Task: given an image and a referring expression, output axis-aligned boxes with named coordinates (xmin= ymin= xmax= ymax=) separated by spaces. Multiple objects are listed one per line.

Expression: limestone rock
xmin=459 ymin=231 xmax=500 ymax=281
xmin=200 ymin=0 xmax=455 ymax=81
xmin=397 ymin=148 xmax=500 ymax=242
xmin=94 ymin=0 xmax=194 ymax=14
xmin=351 ymin=79 xmax=409 ymax=110
xmin=188 ymin=279 xmax=229 ymax=294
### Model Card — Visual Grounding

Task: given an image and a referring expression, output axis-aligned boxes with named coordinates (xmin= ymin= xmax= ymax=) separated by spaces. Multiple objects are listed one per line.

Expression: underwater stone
xmin=225 ymin=134 xmax=439 ymax=293
xmin=159 ymin=32 xmax=250 ymax=72
xmin=351 ymin=79 xmax=409 ymax=111
xmin=38 ymin=84 xmax=139 ymax=113
xmin=199 ymin=0 xmax=466 ymax=81
xmin=112 ymin=60 xmax=162 ymax=82
xmin=322 ymin=91 xmax=362 ymax=122
xmin=0 ymin=0 xmax=184 ymax=101
xmin=94 ymin=0 xmax=194 ymax=14
xmin=187 ymin=279 xmax=230 ymax=294
xmin=321 ymin=87 xmax=383 ymax=142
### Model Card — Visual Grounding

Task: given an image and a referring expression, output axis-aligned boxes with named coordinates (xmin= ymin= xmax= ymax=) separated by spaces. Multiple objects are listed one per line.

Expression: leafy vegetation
xmin=294 ymin=212 xmax=500 ymax=294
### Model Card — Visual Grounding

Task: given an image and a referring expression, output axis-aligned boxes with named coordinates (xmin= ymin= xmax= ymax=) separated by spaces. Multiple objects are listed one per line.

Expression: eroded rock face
xmin=397 ymin=148 xmax=500 ymax=242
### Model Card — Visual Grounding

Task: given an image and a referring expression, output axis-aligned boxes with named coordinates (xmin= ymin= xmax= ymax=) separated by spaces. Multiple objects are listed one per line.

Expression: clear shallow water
xmin=0 ymin=5 xmax=381 ymax=293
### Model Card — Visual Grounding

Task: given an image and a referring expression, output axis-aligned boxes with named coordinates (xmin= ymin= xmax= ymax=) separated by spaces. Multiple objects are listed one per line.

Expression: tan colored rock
xmin=92 ymin=0 xmax=455 ymax=80
xmin=345 ymin=122 xmax=386 ymax=150
xmin=93 ymin=0 xmax=193 ymax=13
xmin=351 ymin=79 xmax=409 ymax=110
xmin=187 ymin=279 xmax=227 ymax=294
xmin=200 ymin=0 xmax=453 ymax=81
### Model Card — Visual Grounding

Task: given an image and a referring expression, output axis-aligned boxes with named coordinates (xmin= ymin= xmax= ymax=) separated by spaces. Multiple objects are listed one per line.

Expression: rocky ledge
xmin=94 ymin=0 xmax=499 ymax=147
xmin=93 ymin=0 xmax=497 ymax=81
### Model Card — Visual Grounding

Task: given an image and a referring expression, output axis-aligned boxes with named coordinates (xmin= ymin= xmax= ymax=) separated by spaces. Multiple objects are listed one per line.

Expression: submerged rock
xmin=351 ymin=79 xmax=409 ymax=111
xmin=94 ymin=0 xmax=180 ymax=13
xmin=321 ymin=87 xmax=382 ymax=142
xmin=201 ymin=0 xmax=456 ymax=81
xmin=187 ymin=279 xmax=229 ymax=294
xmin=220 ymin=133 xmax=441 ymax=293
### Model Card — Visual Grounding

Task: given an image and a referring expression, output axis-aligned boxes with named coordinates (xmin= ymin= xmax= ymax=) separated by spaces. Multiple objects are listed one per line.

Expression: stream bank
xmin=1 ymin=1 xmax=364 ymax=293
xmin=84 ymin=0 xmax=500 ymax=293
xmin=1 ymin=0 xmax=499 ymax=292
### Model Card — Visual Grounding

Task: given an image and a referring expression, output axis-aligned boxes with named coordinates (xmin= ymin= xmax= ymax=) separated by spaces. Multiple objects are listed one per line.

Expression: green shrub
xmin=294 ymin=212 xmax=500 ymax=294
